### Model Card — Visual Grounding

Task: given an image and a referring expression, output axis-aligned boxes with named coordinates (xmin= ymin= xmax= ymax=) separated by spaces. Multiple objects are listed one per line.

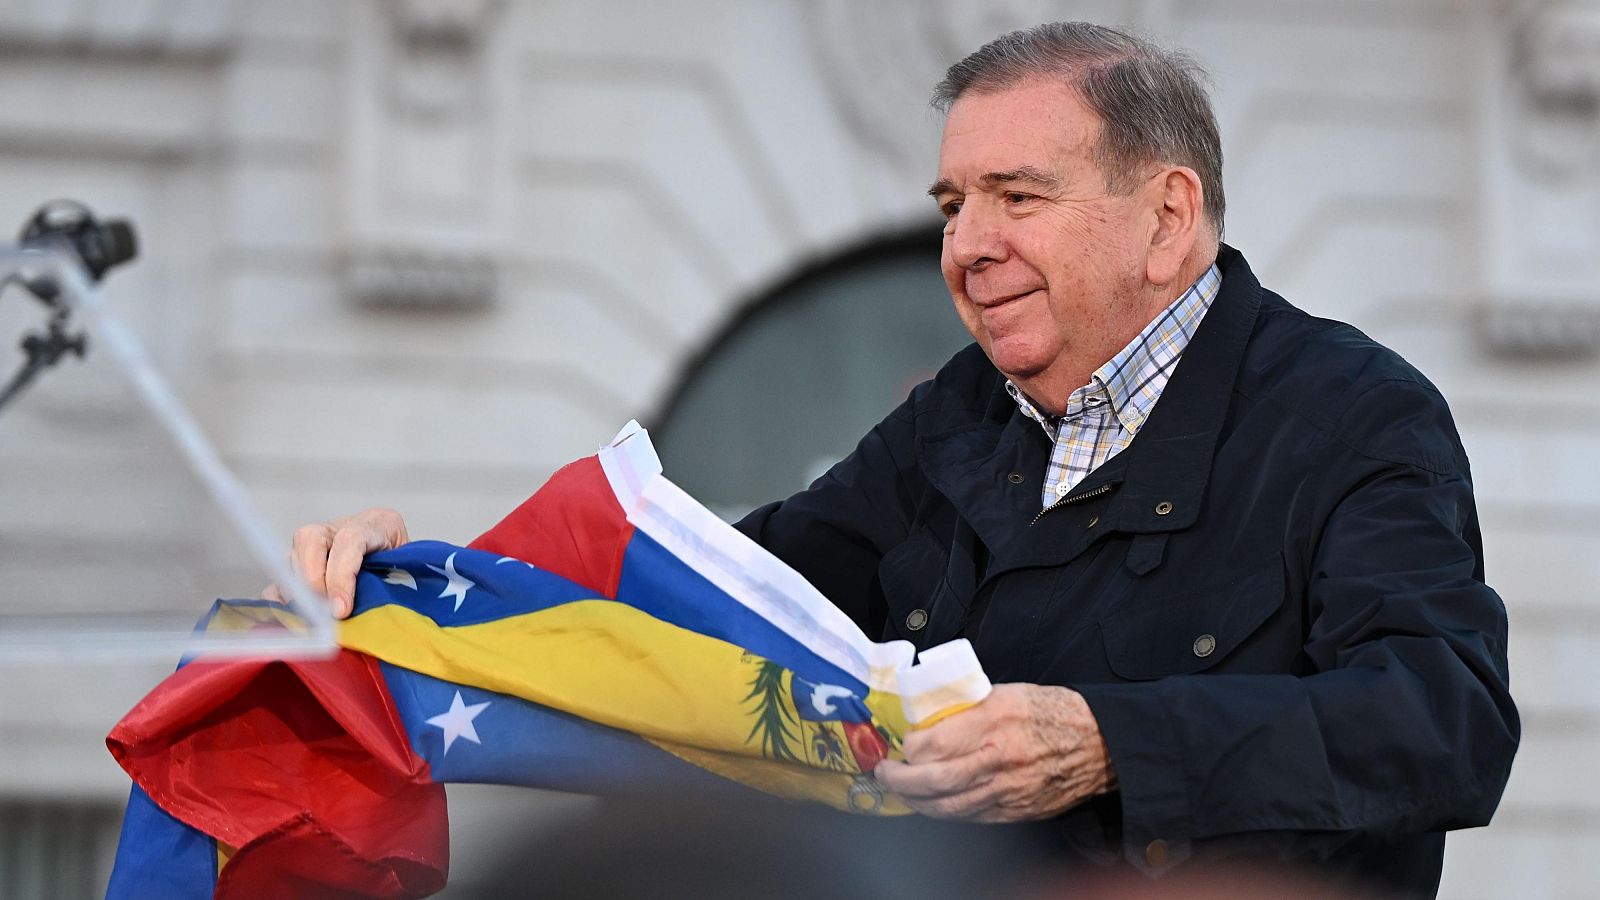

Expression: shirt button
xmin=1055 ymin=483 xmax=1069 ymax=496
xmin=1193 ymin=633 xmax=1216 ymax=657
xmin=1145 ymin=838 xmax=1169 ymax=867
xmin=905 ymin=609 xmax=928 ymax=631
xmin=1154 ymin=500 xmax=1174 ymax=516
xmin=1007 ymin=472 xmax=1024 ymax=484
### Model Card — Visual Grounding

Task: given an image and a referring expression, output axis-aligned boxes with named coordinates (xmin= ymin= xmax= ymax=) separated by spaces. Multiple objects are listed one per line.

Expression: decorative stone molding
xmin=0 ymin=1 xmax=241 ymax=57
xmin=391 ymin=0 xmax=500 ymax=50
xmin=339 ymin=0 xmax=509 ymax=311
xmin=803 ymin=2 xmax=1134 ymax=175
xmin=802 ymin=2 xmax=1175 ymax=176
xmin=1477 ymin=300 xmax=1600 ymax=359
xmin=1506 ymin=1 xmax=1600 ymax=180
xmin=342 ymin=245 xmax=496 ymax=310
xmin=1478 ymin=0 xmax=1600 ymax=358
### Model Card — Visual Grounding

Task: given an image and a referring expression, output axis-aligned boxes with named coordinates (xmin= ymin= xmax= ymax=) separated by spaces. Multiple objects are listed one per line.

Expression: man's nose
xmin=945 ymin=202 xmax=1007 ymax=271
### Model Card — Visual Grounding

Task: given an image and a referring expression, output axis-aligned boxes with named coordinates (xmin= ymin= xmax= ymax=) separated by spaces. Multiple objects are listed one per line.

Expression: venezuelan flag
xmin=105 ymin=423 xmax=990 ymax=899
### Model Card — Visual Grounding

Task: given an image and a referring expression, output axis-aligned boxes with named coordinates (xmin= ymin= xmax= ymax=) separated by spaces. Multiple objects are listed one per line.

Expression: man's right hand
xmin=262 ymin=508 xmax=410 ymax=618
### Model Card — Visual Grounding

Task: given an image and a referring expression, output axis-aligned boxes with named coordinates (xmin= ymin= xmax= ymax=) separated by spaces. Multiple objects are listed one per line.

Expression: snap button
xmin=1193 ymin=633 xmax=1216 ymax=657
xmin=1086 ymin=515 xmax=1099 ymax=528
xmin=1007 ymin=472 xmax=1024 ymax=484
xmin=1154 ymin=500 xmax=1173 ymax=516
xmin=905 ymin=609 xmax=928 ymax=631
xmin=1145 ymin=838 xmax=1169 ymax=867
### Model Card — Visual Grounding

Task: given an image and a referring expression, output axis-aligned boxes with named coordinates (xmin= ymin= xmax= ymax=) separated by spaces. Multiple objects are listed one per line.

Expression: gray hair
xmin=933 ymin=22 xmax=1225 ymax=232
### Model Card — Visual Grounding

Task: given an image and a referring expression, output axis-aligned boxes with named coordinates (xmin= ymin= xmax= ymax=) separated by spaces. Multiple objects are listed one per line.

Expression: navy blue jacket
xmin=736 ymin=245 xmax=1518 ymax=897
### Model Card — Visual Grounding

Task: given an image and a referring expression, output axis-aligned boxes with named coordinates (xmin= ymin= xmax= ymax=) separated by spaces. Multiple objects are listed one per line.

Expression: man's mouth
xmin=974 ymin=289 xmax=1041 ymax=309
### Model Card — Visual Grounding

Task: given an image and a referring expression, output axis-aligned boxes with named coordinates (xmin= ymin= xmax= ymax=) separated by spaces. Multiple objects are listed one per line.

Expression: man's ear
xmin=1145 ymin=166 xmax=1204 ymax=287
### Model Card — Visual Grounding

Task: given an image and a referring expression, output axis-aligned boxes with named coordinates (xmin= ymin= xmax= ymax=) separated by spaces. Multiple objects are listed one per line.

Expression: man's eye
xmin=1004 ymin=192 xmax=1032 ymax=204
xmin=940 ymin=201 xmax=962 ymax=219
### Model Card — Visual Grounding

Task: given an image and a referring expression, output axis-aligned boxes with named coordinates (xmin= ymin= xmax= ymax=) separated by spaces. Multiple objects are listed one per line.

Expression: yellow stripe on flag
xmin=337 ymin=601 xmax=909 ymax=762
xmin=644 ymin=737 xmax=912 ymax=814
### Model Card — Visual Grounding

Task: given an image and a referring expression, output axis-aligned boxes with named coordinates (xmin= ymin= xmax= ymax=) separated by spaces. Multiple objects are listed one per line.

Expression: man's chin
xmin=981 ymin=339 xmax=1050 ymax=383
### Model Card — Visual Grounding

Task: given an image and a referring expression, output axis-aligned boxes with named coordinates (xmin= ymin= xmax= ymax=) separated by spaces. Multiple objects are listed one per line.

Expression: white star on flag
xmin=382 ymin=567 xmax=418 ymax=590
xmin=425 ymin=690 xmax=490 ymax=755
xmin=426 ymin=551 xmax=476 ymax=611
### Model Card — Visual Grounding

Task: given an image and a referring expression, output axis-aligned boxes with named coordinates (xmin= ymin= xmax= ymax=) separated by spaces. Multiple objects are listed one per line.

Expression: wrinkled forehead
xmin=935 ymin=79 xmax=1102 ymax=176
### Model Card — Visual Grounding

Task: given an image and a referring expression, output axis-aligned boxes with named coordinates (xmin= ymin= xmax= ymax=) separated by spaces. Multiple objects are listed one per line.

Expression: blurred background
xmin=0 ymin=0 xmax=1594 ymax=896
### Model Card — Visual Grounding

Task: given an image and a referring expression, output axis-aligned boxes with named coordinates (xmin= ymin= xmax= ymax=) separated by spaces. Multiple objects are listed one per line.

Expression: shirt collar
xmin=1006 ymin=263 xmax=1222 ymax=435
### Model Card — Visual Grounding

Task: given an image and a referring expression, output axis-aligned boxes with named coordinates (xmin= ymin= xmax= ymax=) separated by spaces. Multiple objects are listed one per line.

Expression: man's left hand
xmin=873 ymin=683 xmax=1116 ymax=823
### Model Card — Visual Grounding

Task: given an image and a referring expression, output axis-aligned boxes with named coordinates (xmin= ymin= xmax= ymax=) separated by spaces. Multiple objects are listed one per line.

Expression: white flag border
xmin=599 ymin=423 xmax=990 ymax=723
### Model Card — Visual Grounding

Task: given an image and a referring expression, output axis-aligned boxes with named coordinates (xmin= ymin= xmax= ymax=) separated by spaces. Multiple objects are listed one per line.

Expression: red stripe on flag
xmin=108 ymin=650 xmax=447 ymax=899
xmin=468 ymin=454 xmax=635 ymax=597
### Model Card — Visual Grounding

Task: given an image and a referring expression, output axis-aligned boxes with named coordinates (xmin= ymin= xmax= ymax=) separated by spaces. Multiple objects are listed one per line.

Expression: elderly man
xmin=282 ymin=22 xmax=1517 ymax=899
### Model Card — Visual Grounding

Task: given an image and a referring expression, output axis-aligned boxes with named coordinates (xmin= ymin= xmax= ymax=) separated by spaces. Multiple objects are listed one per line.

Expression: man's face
xmin=932 ymin=78 xmax=1154 ymax=411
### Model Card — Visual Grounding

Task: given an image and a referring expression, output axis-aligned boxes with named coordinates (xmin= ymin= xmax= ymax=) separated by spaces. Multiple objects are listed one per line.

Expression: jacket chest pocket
xmin=876 ymin=529 xmax=968 ymax=646
xmin=1099 ymin=558 xmax=1288 ymax=680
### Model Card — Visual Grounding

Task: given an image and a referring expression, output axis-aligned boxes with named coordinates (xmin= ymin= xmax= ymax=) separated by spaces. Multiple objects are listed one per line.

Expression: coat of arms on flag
xmin=104 ymin=422 xmax=993 ymax=899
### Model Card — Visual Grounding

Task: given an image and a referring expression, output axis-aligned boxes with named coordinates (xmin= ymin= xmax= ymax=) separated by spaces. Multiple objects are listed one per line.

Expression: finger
xmin=895 ymin=759 xmax=1082 ymax=823
xmin=968 ymin=802 xmax=1031 ymax=824
xmin=289 ymin=523 xmax=336 ymax=597
xmin=902 ymin=709 xmax=996 ymax=763
xmin=352 ymin=508 xmax=411 ymax=551
xmin=324 ymin=526 xmax=385 ymax=617
xmin=899 ymin=776 xmax=1006 ymax=821
xmin=875 ymin=744 xmax=999 ymax=800
xmin=261 ymin=583 xmax=284 ymax=603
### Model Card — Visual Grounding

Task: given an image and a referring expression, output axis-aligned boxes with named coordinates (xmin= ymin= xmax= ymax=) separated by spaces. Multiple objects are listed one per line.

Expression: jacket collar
xmin=1098 ymin=243 xmax=1261 ymax=535
xmin=915 ymin=244 xmax=1263 ymax=556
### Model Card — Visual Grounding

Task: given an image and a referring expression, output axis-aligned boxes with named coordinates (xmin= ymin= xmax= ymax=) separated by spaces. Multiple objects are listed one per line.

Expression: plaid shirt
xmin=1007 ymin=264 xmax=1221 ymax=508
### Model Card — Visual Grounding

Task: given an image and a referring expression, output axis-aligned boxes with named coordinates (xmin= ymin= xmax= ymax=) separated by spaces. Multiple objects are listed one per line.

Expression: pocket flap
xmin=1099 ymin=560 xmax=1285 ymax=680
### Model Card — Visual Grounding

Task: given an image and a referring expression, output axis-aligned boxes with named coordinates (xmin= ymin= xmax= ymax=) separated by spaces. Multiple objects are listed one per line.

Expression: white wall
xmin=0 ymin=2 xmax=1593 ymax=897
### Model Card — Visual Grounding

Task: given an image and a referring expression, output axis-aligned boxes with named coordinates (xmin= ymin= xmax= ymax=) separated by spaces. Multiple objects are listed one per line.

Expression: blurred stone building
xmin=0 ymin=1 xmax=1595 ymax=897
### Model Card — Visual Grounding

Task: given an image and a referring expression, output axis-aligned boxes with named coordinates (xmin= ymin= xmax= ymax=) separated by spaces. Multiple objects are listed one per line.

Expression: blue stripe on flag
xmin=614 ymin=532 xmax=867 ymax=695
xmin=355 ymin=542 xmax=598 ymax=626
xmin=104 ymin=784 xmax=216 ymax=900
xmin=380 ymin=662 xmax=749 ymax=797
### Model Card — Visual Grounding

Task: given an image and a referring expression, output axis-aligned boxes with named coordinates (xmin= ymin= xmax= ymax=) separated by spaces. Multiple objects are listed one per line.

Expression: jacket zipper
xmin=1030 ymin=482 xmax=1116 ymax=525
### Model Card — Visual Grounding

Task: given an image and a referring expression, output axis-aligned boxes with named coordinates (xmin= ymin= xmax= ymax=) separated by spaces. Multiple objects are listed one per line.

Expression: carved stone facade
xmin=1478 ymin=0 xmax=1600 ymax=359
xmin=0 ymin=2 xmax=1594 ymax=896
xmin=340 ymin=0 xmax=509 ymax=311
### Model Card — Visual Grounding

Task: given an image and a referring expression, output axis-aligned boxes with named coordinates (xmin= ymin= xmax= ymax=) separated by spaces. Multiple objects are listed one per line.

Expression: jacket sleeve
xmin=1073 ymin=377 xmax=1520 ymax=872
xmin=732 ymin=398 xmax=924 ymax=636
